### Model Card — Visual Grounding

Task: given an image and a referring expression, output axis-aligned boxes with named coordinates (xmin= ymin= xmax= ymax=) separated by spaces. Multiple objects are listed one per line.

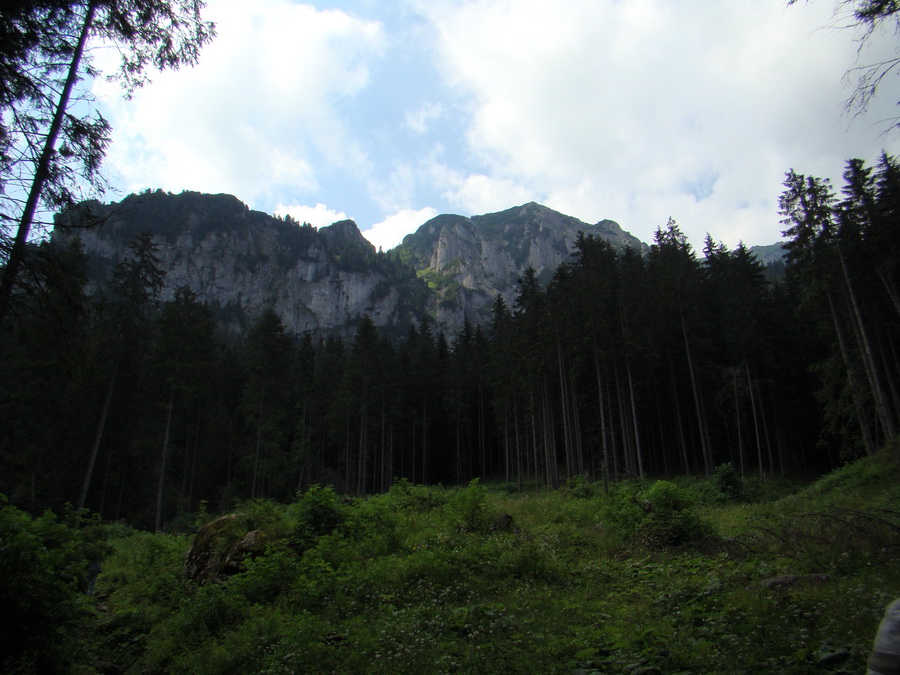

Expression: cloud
xmin=97 ymin=0 xmax=384 ymax=210
xmin=363 ymin=207 xmax=438 ymax=251
xmin=90 ymin=0 xmax=900 ymax=253
xmin=442 ymin=173 xmax=538 ymax=216
xmin=274 ymin=202 xmax=349 ymax=228
xmin=405 ymin=102 xmax=444 ymax=134
xmin=416 ymin=0 xmax=900 ymax=247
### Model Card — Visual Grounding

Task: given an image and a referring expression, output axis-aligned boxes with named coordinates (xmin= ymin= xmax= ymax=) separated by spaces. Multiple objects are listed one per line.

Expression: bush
xmin=601 ymin=480 xmax=707 ymax=549
xmin=0 ymin=498 xmax=102 ymax=673
xmin=714 ymin=462 xmax=744 ymax=501
xmin=445 ymin=479 xmax=494 ymax=533
xmin=288 ymin=485 xmax=346 ymax=549
xmin=599 ymin=480 xmax=646 ymax=541
xmin=564 ymin=474 xmax=594 ymax=498
xmin=228 ymin=542 xmax=301 ymax=603
xmin=232 ymin=498 xmax=291 ymax=537
xmin=102 ymin=529 xmax=189 ymax=612
xmin=137 ymin=582 xmax=249 ymax=672
xmin=637 ymin=481 xmax=707 ymax=548
xmin=385 ymin=478 xmax=447 ymax=511
xmin=338 ymin=496 xmax=400 ymax=557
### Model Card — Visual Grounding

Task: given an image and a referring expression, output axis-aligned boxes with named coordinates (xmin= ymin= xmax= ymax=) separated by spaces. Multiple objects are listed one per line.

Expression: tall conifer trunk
xmin=745 ymin=362 xmax=765 ymax=477
xmin=626 ymin=357 xmax=644 ymax=478
xmin=253 ymin=398 xmax=265 ymax=498
xmin=681 ymin=305 xmax=713 ymax=474
xmin=733 ymin=370 xmax=745 ymax=479
xmin=0 ymin=2 xmax=99 ymax=319
xmin=838 ymin=245 xmax=897 ymax=439
xmin=827 ymin=290 xmax=877 ymax=455
xmin=594 ymin=354 xmax=610 ymax=493
xmin=78 ymin=341 xmax=121 ymax=511
xmin=155 ymin=386 xmax=176 ymax=533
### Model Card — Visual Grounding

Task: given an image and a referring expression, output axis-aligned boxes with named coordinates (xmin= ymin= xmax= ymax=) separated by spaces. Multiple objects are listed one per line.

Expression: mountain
xmin=54 ymin=190 xmax=427 ymax=338
xmin=400 ymin=202 xmax=647 ymax=328
xmin=748 ymin=242 xmax=787 ymax=265
xmin=55 ymin=192 xmax=644 ymax=336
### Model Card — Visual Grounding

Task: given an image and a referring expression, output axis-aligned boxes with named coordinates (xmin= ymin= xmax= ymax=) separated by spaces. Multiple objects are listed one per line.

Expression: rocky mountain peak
xmin=319 ymin=219 xmax=374 ymax=253
xmin=57 ymin=193 xmax=650 ymax=337
xmin=400 ymin=202 xmax=647 ymax=329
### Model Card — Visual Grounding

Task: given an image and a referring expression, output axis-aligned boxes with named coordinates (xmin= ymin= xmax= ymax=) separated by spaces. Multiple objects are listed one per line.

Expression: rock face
xmin=400 ymin=202 xmax=647 ymax=329
xmin=56 ymin=191 xmax=423 ymax=338
xmin=183 ymin=514 xmax=268 ymax=585
xmin=57 ymin=192 xmax=648 ymax=337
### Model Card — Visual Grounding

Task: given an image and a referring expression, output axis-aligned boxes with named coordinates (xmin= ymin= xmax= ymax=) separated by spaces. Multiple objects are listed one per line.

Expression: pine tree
xmin=78 ymin=231 xmax=164 ymax=512
xmin=241 ymin=308 xmax=296 ymax=500
xmin=0 ymin=0 xmax=215 ymax=320
xmin=147 ymin=286 xmax=216 ymax=531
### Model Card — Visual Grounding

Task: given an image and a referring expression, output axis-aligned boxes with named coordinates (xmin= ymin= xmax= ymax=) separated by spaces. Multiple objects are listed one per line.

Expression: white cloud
xmin=417 ymin=0 xmax=900 ymax=247
xmin=443 ymin=173 xmax=537 ymax=216
xmin=90 ymin=0 xmax=900 ymax=252
xmin=274 ymin=202 xmax=349 ymax=228
xmin=405 ymin=102 xmax=444 ymax=134
xmin=97 ymin=0 xmax=384 ymax=209
xmin=363 ymin=207 xmax=438 ymax=251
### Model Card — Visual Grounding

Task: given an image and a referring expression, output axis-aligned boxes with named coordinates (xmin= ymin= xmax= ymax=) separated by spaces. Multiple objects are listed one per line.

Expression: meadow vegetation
xmin=3 ymin=450 xmax=900 ymax=674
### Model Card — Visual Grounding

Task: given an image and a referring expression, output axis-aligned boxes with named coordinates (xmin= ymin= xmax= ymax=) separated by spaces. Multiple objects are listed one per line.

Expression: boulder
xmin=183 ymin=514 xmax=268 ymax=585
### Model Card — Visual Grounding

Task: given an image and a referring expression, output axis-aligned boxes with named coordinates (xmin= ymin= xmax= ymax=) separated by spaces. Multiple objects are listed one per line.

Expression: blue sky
xmin=93 ymin=0 xmax=900 ymax=252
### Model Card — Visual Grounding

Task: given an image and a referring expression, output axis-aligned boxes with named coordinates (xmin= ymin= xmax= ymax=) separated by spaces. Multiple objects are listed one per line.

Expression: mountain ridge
xmin=55 ymin=190 xmax=783 ymax=337
xmin=399 ymin=201 xmax=648 ymax=329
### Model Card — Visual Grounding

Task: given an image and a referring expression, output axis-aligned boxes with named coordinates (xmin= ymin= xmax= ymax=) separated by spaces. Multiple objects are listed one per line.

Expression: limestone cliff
xmin=56 ymin=193 xmax=648 ymax=337
xmin=55 ymin=190 xmax=425 ymax=338
xmin=397 ymin=202 xmax=647 ymax=329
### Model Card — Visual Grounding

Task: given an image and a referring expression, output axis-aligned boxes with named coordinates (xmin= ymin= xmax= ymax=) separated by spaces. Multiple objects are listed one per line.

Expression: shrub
xmin=228 ymin=543 xmax=301 ymax=603
xmin=445 ymin=479 xmax=494 ymax=533
xmin=714 ymin=462 xmax=744 ymax=501
xmin=0 ymin=498 xmax=100 ymax=673
xmin=599 ymin=480 xmax=647 ymax=541
xmin=137 ymin=582 xmax=249 ymax=672
xmin=103 ymin=529 xmax=189 ymax=612
xmin=232 ymin=498 xmax=291 ymax=537
xmin=288 ymin=485 xmax=347 ymax=550
xmin=338 ymin=496 xmax=400 ymax=557
xmin=637 ymin=481 xmax=707 ymax=548
xmin=564 ymin=474 xmax=594 ymax=498
xmin=601 ymin=480 xmax=707 ymax=549
xmin=385 ymin=478 xmax=447 ymax=511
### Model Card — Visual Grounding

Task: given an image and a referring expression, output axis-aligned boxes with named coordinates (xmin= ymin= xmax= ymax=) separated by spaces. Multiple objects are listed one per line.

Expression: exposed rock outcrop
xmin=400 ymin=202 xmax=647 ymax=329
xmin=183 ymin=514 xmax=268 ymax=585
xmin=55 ymin=191 xmax=422 ymax=338
xmin=56 ymin=192 xmax=649 ymax=337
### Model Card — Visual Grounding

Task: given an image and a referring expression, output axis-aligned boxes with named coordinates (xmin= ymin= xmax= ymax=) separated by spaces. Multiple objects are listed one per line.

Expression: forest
xmin=3 ymin=0 xmax=900 ymax=670
xmin=2 ymin=152 xmax=900 ymax=672
xmin=1 ymin=154 xmax=898 ymax=529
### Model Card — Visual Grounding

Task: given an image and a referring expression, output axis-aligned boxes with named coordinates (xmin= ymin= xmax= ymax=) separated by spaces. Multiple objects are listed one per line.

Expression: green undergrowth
xmin=8 ymin=452 xmax=900 ymax=673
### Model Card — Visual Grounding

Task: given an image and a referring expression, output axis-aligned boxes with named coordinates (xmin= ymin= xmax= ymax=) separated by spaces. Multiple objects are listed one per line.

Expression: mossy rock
xmin=183 ymin=514 xmax=269 ymax=585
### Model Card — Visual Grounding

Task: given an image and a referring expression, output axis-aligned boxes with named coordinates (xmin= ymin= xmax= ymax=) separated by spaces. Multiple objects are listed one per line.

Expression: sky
xmin=92 ymin=0 xmax=900 ymax=253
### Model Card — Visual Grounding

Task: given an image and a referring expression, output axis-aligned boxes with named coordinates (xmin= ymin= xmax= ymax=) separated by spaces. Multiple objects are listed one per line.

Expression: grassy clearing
xmin=72 ymin=453 xmax=900 ymax=673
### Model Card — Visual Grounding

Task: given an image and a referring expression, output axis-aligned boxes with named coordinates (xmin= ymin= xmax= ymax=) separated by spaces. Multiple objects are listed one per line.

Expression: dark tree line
xmin=780 ymin=154 xmax=900 ymax=456
xmin=1 ymin=155 xmax=898 ymax=528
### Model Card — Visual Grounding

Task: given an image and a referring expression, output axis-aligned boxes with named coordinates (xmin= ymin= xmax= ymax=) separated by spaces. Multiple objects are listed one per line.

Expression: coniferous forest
xmin=2 ymin=156 xmax=900 ymax=674
xmin=7 ymin=0 xmax=900 ymax=671
xmin=0 ymin=155 xmax=897 ymax=523
xmin=2 ymin=156 xmax=900 ymax=526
